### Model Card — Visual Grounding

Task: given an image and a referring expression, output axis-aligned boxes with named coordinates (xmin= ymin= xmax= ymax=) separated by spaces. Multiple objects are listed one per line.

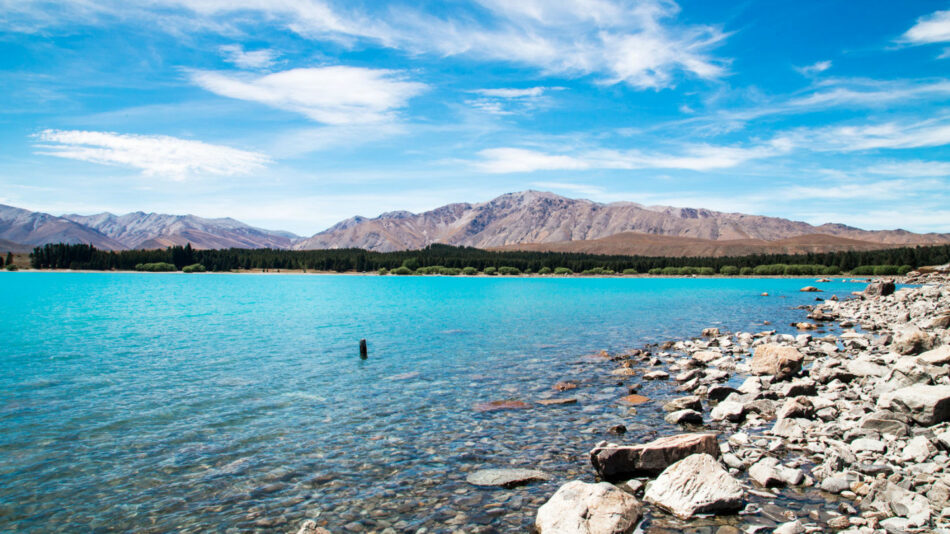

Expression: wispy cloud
xmin=218 ymin=44 xmax=279 ymax=69
xmin=472 ymin=87 xmax=548 ymax=98
xmin=792 ymin=117 xmax=950 ymax=151
xmin=901 ymin=9 xmax=950 ymax=45
xmin=8 ymin=0 xmax=730 ymax=90
xmin=33 ymin=129 xmax=270 ymax=179
xmin=795 ymin=60 xmax=831 ymax=76
xmin=864 ymin=160 xmax=950 ymax=177
xmin=189 ymin=66 xmax=427 ymax=125
xmin=473 ymin=139 xmax=791 ymax=173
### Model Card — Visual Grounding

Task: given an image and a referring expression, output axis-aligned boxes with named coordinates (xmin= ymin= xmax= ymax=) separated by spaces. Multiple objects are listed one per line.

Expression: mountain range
xmin=2 ymin=191 xmax=948 ymax=257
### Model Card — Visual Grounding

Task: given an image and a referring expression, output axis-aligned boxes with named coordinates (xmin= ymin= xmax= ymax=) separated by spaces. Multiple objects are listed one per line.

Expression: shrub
xmin=661 ymin=266 xmax=682 ymax=275
xmin=719 ymin=265 xmax=739 ymax=275
xmin=553 ymin=267 xmax=573 ymax=275
xmin=899 ymin=265 xmax=912 ymax=274
xmin=739 ymin=267 xmax=754 ymax=275
xmin=581 ymin=267 xmax=614 ymax=275
xmin=483 ymin=266 xmax=497 ymax=276
xmin=822 ymin=265 xmax=841 ymax=275
xmin=134 ymin=262 xmax=176 ymax=272
xmin=392 ymin=266 xmax=413 ymax=275
xmin=401 ymin=258 xmax=420 ymax=271
xmin=497 ymin=266 xmax=521 ymax=275
xmin=648 ymin=267 xmax=662 ymax=275
xmin=873 ymin=265 xmax=900 ymax=276
xmin=537 ymin=266 xmax=553 ymax=275
xmin=753 ymin=264 xmax=787 ymax=276
xmin=622 ymin=268 xmax=638 ymax=275
xmin=5 ymin=264 xmax=18 ymax=271
xmin=182 ymin=263 xmax=206 ymax=273
xmin=377 ymin=268 xmax=389 ymax=275
xmin=697 ymin=267 xmax=715 ymax=275
xmin=440 ymin=267 xmax=462 ymax=276
xmin=462 ymin=266 xmax=478 ymax=275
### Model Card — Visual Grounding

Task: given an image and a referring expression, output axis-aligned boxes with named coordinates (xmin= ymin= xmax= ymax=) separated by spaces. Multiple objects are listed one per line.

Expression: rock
xmin=620 ymin=394 xmax=649 ymax=405
xmin=693 ymin=350 xmax=722 ymax=364
xmin=770 ymin=418 xmax=815 ymax=440
xmin=643 ymin=370 xmax=669 ymax=380
xmin=821 ymin=476 xmax=850 ymax=494
xmin=607 ymin=424 xmax=627 ymax=435
xmin=850 ymin=438 xmax=886 ymax=453
xmin=800 ymin=286 xmax=821 ymax=292
xmin=878 ymin=481 xmax=931 ymax=527
xmin=663 ymin=396 xmax=702 ymax=412
xmin=826 ymin=516 xmax=850 ymax=529
xmin=707 ymin=385 xmax=741 ymax=401
xmin=777 ymin=378 xmax=817 ymax=397
xmin=610 ymin=368 xmax=637 ymax=377
xmin=466 ymin=468 xmax=551 ymax=488
xmin=858 ymin=411 xmax=909 ymax=437
xmin=900 ymin=435 xmax=935 ymax=463
xmin=665 ymin=409 xmax=704 ymax=426
xmin=750 ymin=344 xmax=804 ymax=381
xmin=643 ymin=453 xmax=744 ymax=519
xmin=538 ymin=398 xmax=578 ymax=406
xmin=919 ymin=345 xmax=950 ymax=365
xmin=554 ymin=381 xmax=579 ymax=391
xmin=772 ymin=520 xmax=805 ymax=534
xmin=296 ymin=520 xmax=331 ymax=534
xmin=878 ymin=384 xmax=950 ymax=425
xmin=710 ymin=401 xmax=746 ymax=422
xmin=892 ymin=325 xmax=934 ymax=355
xmin=590 ymin=433 xmax=719 ymax=480
xmin=535 ymin=480 xmax=642 ymax=534
xmin=776 ymin=396 xmax=815 ymax=420
xmin=702 ymin=328 xmax=721 ymax=337
xmin=864 ymin=280 xmax=895 ymax=297
xmin=748 ymin=457 xmax=802 ymax=487
xmin=474 ymin=400 xmax=531 ymax=412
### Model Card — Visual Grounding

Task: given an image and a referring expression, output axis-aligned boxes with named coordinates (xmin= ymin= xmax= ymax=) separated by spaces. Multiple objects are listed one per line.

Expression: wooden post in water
xmin=359 ymin=339 xmax=368 ymax=359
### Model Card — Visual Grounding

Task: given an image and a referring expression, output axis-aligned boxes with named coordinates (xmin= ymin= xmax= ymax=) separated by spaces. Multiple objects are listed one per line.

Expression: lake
xmin=0 ymin=273 xmax=863 ymax=532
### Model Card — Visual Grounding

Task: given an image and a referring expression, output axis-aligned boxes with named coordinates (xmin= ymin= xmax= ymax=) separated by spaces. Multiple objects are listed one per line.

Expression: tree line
xmin=29 ymin=242 xmax=950 ymax=274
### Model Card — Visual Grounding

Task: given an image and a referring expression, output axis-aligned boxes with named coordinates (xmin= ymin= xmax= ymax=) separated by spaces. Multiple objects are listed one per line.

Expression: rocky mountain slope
xmin=294 ymin=191 xmax=950 ymax=252
xmin=0 ymin=204 xmax=126 ymax=250
xmin=63 ymin=212 xmax=299 ymax=250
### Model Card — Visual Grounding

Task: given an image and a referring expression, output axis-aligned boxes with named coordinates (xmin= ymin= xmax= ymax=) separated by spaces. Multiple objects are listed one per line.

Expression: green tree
xmin=5 ymin=252 xmax=12 ymax=267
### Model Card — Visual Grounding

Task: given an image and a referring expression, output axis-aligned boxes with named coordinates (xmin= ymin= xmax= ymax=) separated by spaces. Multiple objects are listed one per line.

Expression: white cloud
xmin=473 ymin=139 xmax=790 ymax=173
xmin=189 ymin=66 xmax=427 ymax=125
xmin=472 ymin=87 xmax=548 ymax=98
xmin=901 ymin=9 xmax=950 ymax=44
xmin=795 ymin=60 xmax=831 ymax=76
xmin=218 ymin=44 xmax=279 ymax=69
xmin=796 ymin=118 xmax=950 ymax=151
xmin=9 ymin=0 xmax=729 ymax=90
xmin=865 ymin=160 xmax=950 ymax=178
xmin=529 ymin=181 xmax=606 ymax=196
xmin=33 ymin=129 xmax=270 ymax=179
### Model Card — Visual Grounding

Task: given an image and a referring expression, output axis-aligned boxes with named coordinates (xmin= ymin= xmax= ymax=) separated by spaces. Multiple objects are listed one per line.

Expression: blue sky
xmin=1 ymin=0 xmax=949 ymax=236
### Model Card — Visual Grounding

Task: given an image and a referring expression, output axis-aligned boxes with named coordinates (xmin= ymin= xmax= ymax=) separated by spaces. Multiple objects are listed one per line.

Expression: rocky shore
xmin=294 ymin=269 xmax=950 ymax=534
xmin=533 ymin=269 xmax=950 ymax=534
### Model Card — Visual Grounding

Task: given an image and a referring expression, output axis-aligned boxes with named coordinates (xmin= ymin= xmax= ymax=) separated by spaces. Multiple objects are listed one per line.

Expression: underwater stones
xmin=535 ymin=481 xmax=641 ymax=534
xmin=473 ymin=400 xmax=531 ymax=412
xmin=620 ymin=394 xmax=649 ymax=405
xmin=538 ymin=398 xmax=578 ymax=406
xmin=465 ymin=468 xmax=551 ymax=488
xmin=296 ymin=520 xmax=331 ymax=534
xmin=590 ymin=433 xmax=719 ymax=480
xmin=643 ymin=453 xmax=744 ymax=519
xmin=554 ymin=381 xmax=579 ymax=391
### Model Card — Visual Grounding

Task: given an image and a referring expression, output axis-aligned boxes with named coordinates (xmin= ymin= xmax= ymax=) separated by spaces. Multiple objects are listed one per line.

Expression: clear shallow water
xmin=0 ymin=273 xmax=863 ymax=532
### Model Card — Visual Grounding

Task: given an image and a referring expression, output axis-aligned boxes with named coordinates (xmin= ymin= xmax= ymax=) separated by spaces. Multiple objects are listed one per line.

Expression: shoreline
xmin=512 ymin=269 xmax=950 ymax=533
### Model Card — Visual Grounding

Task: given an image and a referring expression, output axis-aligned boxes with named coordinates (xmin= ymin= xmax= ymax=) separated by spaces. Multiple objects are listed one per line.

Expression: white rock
xmin=643 ymin=453 xmax=744 ymax=519
xmin=900 ymin=436 xmax=935 ymax=464
xmin=919 ymin=345 xmax=950 ymax=366
xmin=711 ymin=401 xmax=746 ymax=422
xmin=535 ymin=480 xmax=642 ymax=534
xmin=878 ymin=384 xmax=950 ymax=425
xmin=772 ymin=520 xmax=805 ymax=534
xmin=850 ymin=438 xmax=886 ymax=453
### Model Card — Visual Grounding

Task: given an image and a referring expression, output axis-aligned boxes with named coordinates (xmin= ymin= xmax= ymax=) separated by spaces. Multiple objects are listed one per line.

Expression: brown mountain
xmin=0 ymin=204 xmax=126 ymax=250
xmin=294 ymin=191 xmax=950 ymax=252
xmin=63 ymin=212 xmax=300 ymax=250
xmin=0 ymin=238 xmax=32 ymax=254
xmin=491 ymin=232 xmax=901 ymax=257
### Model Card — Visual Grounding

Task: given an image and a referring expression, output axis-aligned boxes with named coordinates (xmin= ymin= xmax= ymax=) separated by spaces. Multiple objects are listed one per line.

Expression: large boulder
xmin=892 ymin=325 xmax=934 ymax=355
xmin=864 ymin=280 xmax=895 ymax=297
xmin=590 ymin=433 xmax=719 ymax=481
xmin=643 ymin=453 xmax=744 ymax=519
xmin=465 ymin=468 xmax=550 ymax=488
xmin=878 ymin=384 xmax=950 ymax=425
xmin=535 ymin=480 xmax=642 ymax=534
xmin=750 ymin=344 xmax=804 ymax=381
xmin=919 ymin=345 xmax=950 ymax=365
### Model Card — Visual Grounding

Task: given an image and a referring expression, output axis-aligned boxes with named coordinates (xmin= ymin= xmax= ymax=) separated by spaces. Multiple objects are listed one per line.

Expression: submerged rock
xmin=466 ymin=468 xmax=551 ymax=488
xmin=643 ymin=453 xmax=744 ymax=519
xmin=535 ymin=480 xmax=642 ymax=534
xmin=473 ymin=400 xmax=531 ymax=412
xmin=296 ymin=520 xmax=331 ymax=534
xmin=590 ymin=433 xmax=719 ymax=480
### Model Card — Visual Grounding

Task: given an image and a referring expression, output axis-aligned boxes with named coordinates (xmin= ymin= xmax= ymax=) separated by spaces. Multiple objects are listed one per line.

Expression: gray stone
xmin=878 ymin=384 xmax=950 ymax=425
xmin=750 ymin=344 xmax=804 ymax=381
xmin=643 ymin=453 xmax=744 ymax=519
xmin=590 ymin=433 xmax=719 ymax=480
xmin=892 ymin=325 xmax=934 ymax=355
xmin=465 ymin=468 xmax=551 ymax=488
xmin=535 ymin=480 xmax=642 ymax=534
xmin=772 ymin=520 xmax=805 ymax=534
xmin=776 ymin=396 xmax=814 ymax=420
xmin=711 ymin=401 xmax=746 ymax=422
xmin=665 ymin=409 xmax=704 ymax=426
xmin=821 ymin=476 xmax=850 ymax=494
xmin=919 ymin=345 xmax=950 ymax=365
xmin=663 ymin=396 xmax=702 ymax=412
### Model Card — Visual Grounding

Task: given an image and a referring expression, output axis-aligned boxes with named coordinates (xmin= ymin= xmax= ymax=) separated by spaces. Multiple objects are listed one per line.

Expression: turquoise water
xmin=0 ymin=273 xmax=861 ymax=532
